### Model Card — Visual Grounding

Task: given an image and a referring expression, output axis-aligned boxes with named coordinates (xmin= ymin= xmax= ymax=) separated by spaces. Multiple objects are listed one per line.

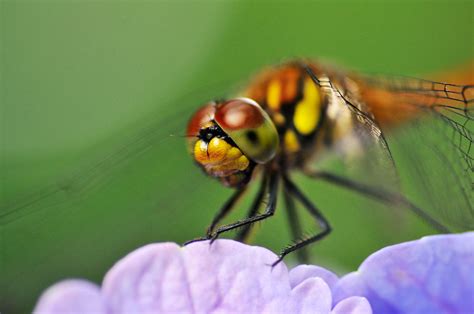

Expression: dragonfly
xmin=1 ymin=60 xmax=473 ymax=265
xmin=183 ymin=60 xmax=474 ymax=264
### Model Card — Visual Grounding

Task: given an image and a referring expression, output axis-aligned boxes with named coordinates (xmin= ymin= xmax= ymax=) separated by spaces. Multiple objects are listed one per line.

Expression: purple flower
xmin=34 ymin=232 xmax=474 ymax=314
xmin=333 ymin=232 xmax=474 ymax=314
xmin=34 ymin=240 xmax=369 ymax=314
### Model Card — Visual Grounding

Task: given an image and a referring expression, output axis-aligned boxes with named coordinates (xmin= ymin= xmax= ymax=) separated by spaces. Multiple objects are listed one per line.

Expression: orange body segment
xmin=357 ymin=62 xmax=473 ymax=128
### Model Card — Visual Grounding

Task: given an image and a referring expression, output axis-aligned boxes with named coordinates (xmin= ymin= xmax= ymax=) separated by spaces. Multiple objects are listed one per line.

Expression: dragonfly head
xmin=186 ymin=98 xmax=279 ymax=187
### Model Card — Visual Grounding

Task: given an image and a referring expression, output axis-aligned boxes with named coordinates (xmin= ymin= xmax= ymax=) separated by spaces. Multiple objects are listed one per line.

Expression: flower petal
xmin=331 ymin=296 xmax=372 ymax=314
xmin=34 ymin=239 xmax=373 ymax=313
xmin=289 ymin=265 xmax=339 ymax=290
xmin=102 ymin=242 xmax=193 ymax=313
xmin=291 ymin=277 xmax=333 ymax=313
xmin=33 ymin=280 xmax=106 ymax=314
xmin=102 ymin=240 xmax=293 ymax=313
xmin=333 ymin=232 xmax=474 ymax=314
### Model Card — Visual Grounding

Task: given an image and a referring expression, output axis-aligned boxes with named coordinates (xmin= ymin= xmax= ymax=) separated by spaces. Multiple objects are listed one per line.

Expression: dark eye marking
xmin=246 ymin=130 xmax=259 ymax=144
xmin=198 ymin=124 xmax=229 ymax=143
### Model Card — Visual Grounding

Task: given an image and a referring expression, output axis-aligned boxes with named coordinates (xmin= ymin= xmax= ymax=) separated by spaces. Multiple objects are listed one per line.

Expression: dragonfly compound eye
xmin=214 ymin=98 xmax=279 ymax=164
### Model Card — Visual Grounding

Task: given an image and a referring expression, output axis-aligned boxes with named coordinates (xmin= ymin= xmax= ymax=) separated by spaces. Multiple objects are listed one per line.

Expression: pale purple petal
xmin=34 ymin=280 xmax=106 ymax=314
xmin=333 ymin=232 xmax=474 ymax=314
xmin=36 ymin=239 xmax=363 ymax=313
xmin=102 ymin=242 xmax=194 ymax=313
xmin=264 ymin=277 xmax=333 ymax=313
xmin=34 ymin=232 xmax=472 ymax=313
xmin=331 ymin=297 xmax=372 ymax=314
xmin=290 ymin=265 xmax=339 ymax=290
xmin=290 ymin=277 xmax=333 ymax=313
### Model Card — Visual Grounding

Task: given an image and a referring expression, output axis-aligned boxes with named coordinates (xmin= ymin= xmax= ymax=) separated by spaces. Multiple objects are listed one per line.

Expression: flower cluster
xmin=34 ymin=232 xmax=473 ymax=314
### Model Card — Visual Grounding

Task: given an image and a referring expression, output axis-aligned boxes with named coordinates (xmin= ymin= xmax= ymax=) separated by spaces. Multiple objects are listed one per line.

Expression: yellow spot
xmin=273 ymin=112 xmax=286 ymax=126
xmin=294 ymin=78 xmax=321 ymax=135
xmin=226 ymin=147 xmax=242 ymax=160
xmin=207 ymin=137 xmax=231 ymax=162
xmin=194 ymin=137 xmax=249 ymax=173
xmin=284 ymin=130 xmax=300 ymax=153
xmin=201 ymin=121 xmax=214 ymax=129
xmin=267 ymin=79 xmax=282 ymax=110
xmin=194 ymin=140 xmax=209 ymax=164
xmin=236 ymin=155 xmax=250 ymax=170
xmin=211 ymin=155 xmax=249 ymax=173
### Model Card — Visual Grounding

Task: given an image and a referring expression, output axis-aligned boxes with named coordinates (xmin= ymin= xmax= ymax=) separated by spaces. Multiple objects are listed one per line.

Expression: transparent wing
xmin=363 ymin=75 xmax=473 ymax=169
xmin=304 ymin=65 xmax=473 ymax=231
xmin=1 ymin=112 xmax=182 ymax=224
xmin=0 ymin=81 xmax=236 ymax=225
xmin=308 ymin=70 xmax=401 ymax=194
xmin=359 ymin=75 xmax=474 ymax=230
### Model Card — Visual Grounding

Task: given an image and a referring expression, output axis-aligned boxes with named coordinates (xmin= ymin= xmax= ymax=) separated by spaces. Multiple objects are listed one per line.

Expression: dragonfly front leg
xmin=209 ymin=170 xmax=279 ymax=243
xmin=234 ymin=174 xmax=269 ymax=243
xmin=184 ymin=186 xmax=247 ymax=245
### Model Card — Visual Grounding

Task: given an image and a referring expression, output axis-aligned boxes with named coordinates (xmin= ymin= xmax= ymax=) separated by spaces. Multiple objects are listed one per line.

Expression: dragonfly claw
xmin=182 ymin=236 xmax=210 ymax=246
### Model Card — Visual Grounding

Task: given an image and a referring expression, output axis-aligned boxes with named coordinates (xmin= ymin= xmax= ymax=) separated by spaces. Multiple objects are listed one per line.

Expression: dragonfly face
xmin=186 ymin=98 xmax=279 ymax=187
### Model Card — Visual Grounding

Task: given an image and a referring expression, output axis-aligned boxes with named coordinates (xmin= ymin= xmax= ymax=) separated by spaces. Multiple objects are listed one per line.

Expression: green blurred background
xmin=1 ymin=0 xmax=472 ymax=312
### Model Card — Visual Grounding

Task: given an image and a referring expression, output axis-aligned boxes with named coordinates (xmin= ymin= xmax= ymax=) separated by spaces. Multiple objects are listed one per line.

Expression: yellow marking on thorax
xmin=272 ymin=112 xmax=286 ymax=126
xmin=294 ymin=78 xmax=321 ymax=135
xmin=284 ymin=129 xmax=300 ymax=153
xmin=267 ymin=79 xmax=282 ymax=110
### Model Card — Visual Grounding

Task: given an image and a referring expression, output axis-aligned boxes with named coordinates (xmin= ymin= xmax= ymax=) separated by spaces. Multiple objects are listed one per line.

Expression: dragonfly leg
xmin=183 ymin=186 xmax=247 ymax=245
xmin=282 ymin=183 xmax=310 ymax=264
xmin=208 ymin=170 xmax=279 ymax=243
xmin=205 ymin=187 xmax=248 ymax=237
xmin=304 ymin=169 xmax=451 ymax=233
xmin=234 ymin=174 xmax=268 ymax=243
xmin=272 ymin=175 xmax=331 ymax=266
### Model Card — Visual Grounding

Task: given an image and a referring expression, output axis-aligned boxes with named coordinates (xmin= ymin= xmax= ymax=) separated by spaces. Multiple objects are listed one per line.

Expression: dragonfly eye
xmin=214 ymin=98 xmax=279 ymax=164
xmin=186 ymin=102 xmax=216 ymax=138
